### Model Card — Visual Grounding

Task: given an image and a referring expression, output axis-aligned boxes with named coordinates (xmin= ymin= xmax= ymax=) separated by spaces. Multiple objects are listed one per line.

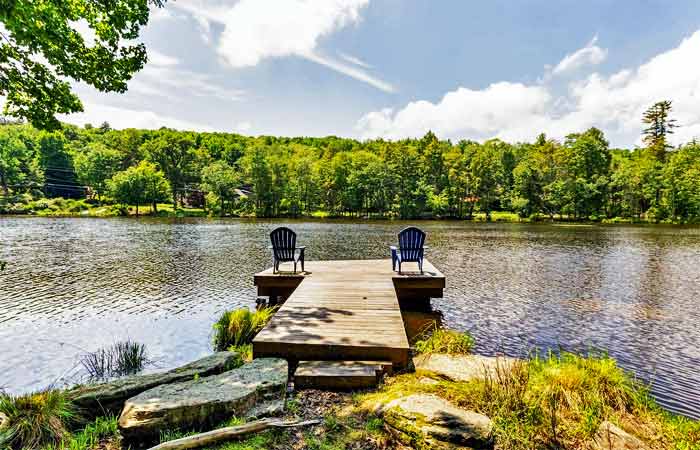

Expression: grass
xmin=80 ymin=340 xmax=149 ymax=380
xmin=0 ymin=389 xmax=77 ymax=449
xmin=42 ymin=416 xmax=119 ymax=450
xmin=413 ymin=326 xmax=474 ymax=355
xmin=212 ymin=307 xmax=275 ymax=352
xmin=359 ymin=351 xmax=700 ymax=450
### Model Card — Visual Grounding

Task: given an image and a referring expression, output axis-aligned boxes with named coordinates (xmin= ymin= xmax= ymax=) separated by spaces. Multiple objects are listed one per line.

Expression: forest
xmin=1 ymin=101 xmax=699 ymax=222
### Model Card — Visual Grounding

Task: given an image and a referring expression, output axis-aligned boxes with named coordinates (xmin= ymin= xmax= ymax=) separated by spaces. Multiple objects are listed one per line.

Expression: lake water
xmin=1 ymin=217 xmax=699 ymax=419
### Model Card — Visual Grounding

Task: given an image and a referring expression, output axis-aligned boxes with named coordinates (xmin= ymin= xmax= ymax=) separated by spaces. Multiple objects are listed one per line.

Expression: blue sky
xmin=67 ymin=0 xmax=700 ymax=147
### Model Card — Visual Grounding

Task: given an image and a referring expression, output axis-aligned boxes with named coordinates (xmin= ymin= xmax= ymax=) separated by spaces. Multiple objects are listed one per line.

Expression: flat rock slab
xmin=68 ymin=351 xmax=241 ymax=417
xmin=381 ymin=394 xmax=493 ymax=449
xmin=118 ymin=358 xmax=287 ymax=441
xmin=593 ymin=421 xmax=649 ymax=450
xmin=413 ymin=354 xmax=519 ymax=382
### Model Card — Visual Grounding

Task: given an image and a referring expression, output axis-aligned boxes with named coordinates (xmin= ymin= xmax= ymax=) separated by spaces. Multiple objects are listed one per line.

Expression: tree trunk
xmin=0 ymin=171 xmax=8 ymax=197
xmin=148 ymin=418 xmax=320 ymax=450
xmin=136 ymin=202 xmax=140 ymax=217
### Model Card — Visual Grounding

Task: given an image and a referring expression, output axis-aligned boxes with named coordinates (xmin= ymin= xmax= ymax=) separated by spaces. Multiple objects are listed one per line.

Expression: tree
xmin=109 ymin=161 xmax=168 ymax=216
xmin=0 ymin=125 xmax=32 ymax=195
xmin=73 ymin=143 xmax=122 ymax=203
xmin=0 ymin=0 xmax=165 ymax=129
xmin=642 ymin=100 xmax=677 ymax=161
xmin=141 ymin=130 xmax=195 ymax=208
xmin=201 ymin=161 xmax=239 ymax=215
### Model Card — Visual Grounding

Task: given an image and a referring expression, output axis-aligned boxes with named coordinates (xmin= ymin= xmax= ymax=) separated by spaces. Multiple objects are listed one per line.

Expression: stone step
xmin=294 ymin=360 xmax=392 ymax=391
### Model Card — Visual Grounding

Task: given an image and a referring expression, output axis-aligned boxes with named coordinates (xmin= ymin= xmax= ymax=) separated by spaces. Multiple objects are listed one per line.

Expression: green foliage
xmin=80 ymin=340 xmax=149 ymax=380
xmin=0 ymin=389 xmax=76 ymax=449
xmin=212 ymin=307 xmax=275 ymax=352
xmin=0 ymin=0 xmax=164 ymax=129
xmin=360 ymin=351 xmax=700 ymax=450
xmin=42 ymin=416 xmax=118 ymax=450
xmin=73 ymin=143 xmax=122 ymax=201
xmin=2 ymin=100 xmax=699 ymax=222
xmin=201 ymin=161 xmax=239 ymax=215
xmin=414 ymin=327 xmax=474 ymax=355
xmin=108 ymin=161 xmax=169 ymax=216
xmin=227 ymin=344 xmax=253 ymax=362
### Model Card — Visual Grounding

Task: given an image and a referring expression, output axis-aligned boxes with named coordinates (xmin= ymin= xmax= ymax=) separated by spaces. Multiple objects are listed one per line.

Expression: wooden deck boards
xmin=252 ymin=259 xmax=444 ymax=368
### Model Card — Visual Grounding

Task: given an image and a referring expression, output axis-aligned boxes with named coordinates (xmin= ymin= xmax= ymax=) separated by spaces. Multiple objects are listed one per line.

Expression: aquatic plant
xmin=0 ymin=389 xmax=76 ymax=449
xmin=213 ymin=307 xmax=275 ymax=352
xmin=414 ymin=326 xmax=474 ymax=355
xmin=80 ymin=340 xmax=149 ymax=380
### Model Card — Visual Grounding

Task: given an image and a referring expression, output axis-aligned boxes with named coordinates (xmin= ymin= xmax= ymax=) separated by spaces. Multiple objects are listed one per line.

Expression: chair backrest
xmin=398 ymin=226 xmax=426 ymax=261
xmin=270 ymin=227 xmax=297 ymax=261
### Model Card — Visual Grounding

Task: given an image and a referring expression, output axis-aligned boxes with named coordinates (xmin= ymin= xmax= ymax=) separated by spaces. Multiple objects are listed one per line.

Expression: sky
xmin=63 ymin=0 xmax=700 ymax=148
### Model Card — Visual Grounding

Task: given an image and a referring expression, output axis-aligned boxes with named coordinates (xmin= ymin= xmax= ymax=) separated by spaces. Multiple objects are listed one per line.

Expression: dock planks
xmin=252 ymin=259 xmax=444 ymax=368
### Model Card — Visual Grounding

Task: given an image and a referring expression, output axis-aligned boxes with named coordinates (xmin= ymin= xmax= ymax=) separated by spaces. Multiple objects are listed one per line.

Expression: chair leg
xmin=301 ymin=258 xmax=304 ymax=273
xmin=398 ymin=261 xmax=402 ymax=275
xmin=294 ymin=261 xmax=297 ymax=273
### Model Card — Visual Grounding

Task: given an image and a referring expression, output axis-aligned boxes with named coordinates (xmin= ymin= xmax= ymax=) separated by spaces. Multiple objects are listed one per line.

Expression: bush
xmin=80 ymin=340 xmax=149 ymax=380
xmin=0 ymin=389 xmax=76 ymax=449
xmin=414 ymin=327 xmax=474 ymax=355
xmin=212 ymin=307 xmax=275 ymax=352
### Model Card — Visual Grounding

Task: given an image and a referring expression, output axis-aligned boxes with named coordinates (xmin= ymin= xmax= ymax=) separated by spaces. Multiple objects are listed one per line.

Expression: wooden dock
xmin=252 ymin=259 xmax=445 ymax=369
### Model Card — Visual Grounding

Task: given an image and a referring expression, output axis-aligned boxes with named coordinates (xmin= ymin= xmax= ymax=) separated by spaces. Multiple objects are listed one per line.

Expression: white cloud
xmin=172 ymin=0 xmax=395 ymax=92
xmin=358 ymin=30 xmax=700 ymax=147
xmin=550 ymin=36 xmax=607 ymax=77
xmin=147 ymin=49 xmax=179 ymax=67
xmin=338 ymin=52 xmax=372 ymax=69
xmin=61 ymin=102 xmax=215 ymax=131
xmin=128 ymin=49 xmax=244 ymax=102
xmin=304 ymin=52 xmax=395 ymax=93
xmin=234 ymin=121 xmax=253 ymax=133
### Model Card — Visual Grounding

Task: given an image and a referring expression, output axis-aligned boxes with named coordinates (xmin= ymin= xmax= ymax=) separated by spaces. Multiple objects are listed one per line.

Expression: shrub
xmin=0 ymin=389 xmax=76 ymax=449
xmin=80 ymin=340 xmax=149 ymax=380
xmin=414 ymin=326 xmax=474 ymax=355
xmin=212 ymin=307 xmax=275 ymax=352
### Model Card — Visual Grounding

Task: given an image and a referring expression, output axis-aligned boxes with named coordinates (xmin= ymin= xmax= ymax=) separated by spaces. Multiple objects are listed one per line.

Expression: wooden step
xmin=294 ymin=361 xmax=391 ymax=391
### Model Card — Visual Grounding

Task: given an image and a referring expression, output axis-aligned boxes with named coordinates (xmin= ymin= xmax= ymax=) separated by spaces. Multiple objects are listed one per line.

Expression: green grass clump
xmin=414 ymin=327 xmax=474 ymax=355
xmin=213 ymin=307 xmax=275 ymax=352
xmin=42 ymin=416 xmax=119 ymax=450
xmin=80 ymin=340 xmax=149 ymax=380
xmin=0 ymin=389 xmax=76 ymax=449
xmin=227 ymin=343 xmax=253 ymax=362
xmin=359 ymin=351 xmax=700 ymax=450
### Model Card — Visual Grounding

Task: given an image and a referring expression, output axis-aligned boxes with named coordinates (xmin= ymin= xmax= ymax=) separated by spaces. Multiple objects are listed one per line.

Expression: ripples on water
xmin=1 ymin=218 xmax=699 ymax=419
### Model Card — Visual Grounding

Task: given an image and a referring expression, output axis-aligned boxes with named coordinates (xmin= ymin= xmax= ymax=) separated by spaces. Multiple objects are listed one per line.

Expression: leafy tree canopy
xmin=0 ymin=0 xmax=165 ymax=129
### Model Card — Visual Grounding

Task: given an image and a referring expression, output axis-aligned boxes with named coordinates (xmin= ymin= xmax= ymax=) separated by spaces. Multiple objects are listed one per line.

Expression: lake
xmin=1 ymin=217 xmax=699 ymax=419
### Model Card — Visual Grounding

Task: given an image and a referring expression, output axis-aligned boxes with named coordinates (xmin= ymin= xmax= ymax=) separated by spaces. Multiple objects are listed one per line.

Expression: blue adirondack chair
xmin=269 ymin=227 xmax=305 ymax=273
xmin=391 ymin=226 xmax=427 ymax=274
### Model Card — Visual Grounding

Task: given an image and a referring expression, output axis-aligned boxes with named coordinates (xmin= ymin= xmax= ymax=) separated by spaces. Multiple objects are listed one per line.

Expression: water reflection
xmin=1 ymin=217 xmax=699 ymax=418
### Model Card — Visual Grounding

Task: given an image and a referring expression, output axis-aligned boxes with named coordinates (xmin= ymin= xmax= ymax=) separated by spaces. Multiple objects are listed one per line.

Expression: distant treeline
xmin=1 ymin=103 xmax=699 ymax=222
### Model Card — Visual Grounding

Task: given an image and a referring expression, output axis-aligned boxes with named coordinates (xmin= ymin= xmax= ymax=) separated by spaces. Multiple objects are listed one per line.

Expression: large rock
xmin=592 ymin=421 xmax=649 ymax=450
xmin=413 ymin=354 xmax=519 ymax=382
xmin=68 ymin=351 xmax=241 ymax=417
xmin=380 ymin=394 xmax=493 ymax=449
xmin=118 ymin=358 xmax=287 ymax=441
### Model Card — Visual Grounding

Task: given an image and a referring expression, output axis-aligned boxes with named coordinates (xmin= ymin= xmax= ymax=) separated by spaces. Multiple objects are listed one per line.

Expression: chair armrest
xmin=296 ymin=246 xmax=306 ymax=249
xmin=390 ymin=245 xmax=397 ymax=250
